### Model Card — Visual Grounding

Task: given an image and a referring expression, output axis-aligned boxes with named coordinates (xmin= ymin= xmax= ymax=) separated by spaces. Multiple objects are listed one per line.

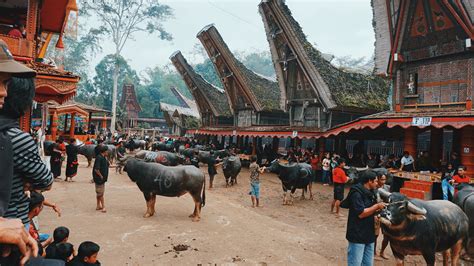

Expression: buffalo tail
xmin=201 ymin=176 xmax=206 ymax=208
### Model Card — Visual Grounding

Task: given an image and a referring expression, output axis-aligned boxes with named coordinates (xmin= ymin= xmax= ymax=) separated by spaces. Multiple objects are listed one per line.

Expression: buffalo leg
xmin=450 ymin=239 xmax=463 ymax=266
xmin=308 ymin=183 xmax=313 ymax=200
xmin=391 ymin=248 xmax=405 ymax=266
xmin=421 ymin=252 xmax=435 ymax=266
xmin=282 ymin=191 xmax=288 ymax=205
xmin=190 ymin=191 xmax=201 ymax=222
xmin=301 ymin=189 xmax=305 ymax=200
xmin=150 ymin=194 xmax=156 ymax=216
xmin=143 ymin=192 xmax=154 ymax=218
xmin=87 ymin=159 xmax=92 ymax=168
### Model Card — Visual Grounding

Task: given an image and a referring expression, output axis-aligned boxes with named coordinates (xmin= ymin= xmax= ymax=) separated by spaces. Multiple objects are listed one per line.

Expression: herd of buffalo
xmin=44 ymin=138 xmax=474 ymax=263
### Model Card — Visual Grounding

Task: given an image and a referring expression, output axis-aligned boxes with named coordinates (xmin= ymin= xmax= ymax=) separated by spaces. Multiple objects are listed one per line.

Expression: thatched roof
xmin=170 ymin=51 xmax=231 ymax=117
xmin=259 ymin=0 xmax=390 ymax=112
xmin=197 ymin=24 xmax=282 ymax=112
xmin=170 ymin=87 xmax=200 ymax=115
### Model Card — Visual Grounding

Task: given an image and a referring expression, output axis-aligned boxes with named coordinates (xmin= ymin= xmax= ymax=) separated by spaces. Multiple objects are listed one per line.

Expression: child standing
xmin=322 ymin=152 xmax=331 ymax=186
xmin=249 ymin=156 xmax=265 ymax=208
xmin=93 ymin=145 xmax=109 ymax=213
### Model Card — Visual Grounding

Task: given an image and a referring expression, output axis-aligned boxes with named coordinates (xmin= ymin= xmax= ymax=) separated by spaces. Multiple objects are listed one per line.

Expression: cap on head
xmin=0 ymin=40 xmax=36 ymax=78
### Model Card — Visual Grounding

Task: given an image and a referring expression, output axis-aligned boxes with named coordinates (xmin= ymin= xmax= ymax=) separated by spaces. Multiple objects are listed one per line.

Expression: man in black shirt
xmin=93 ymin=146 xmax=109 ymax=213
xmin=345 ymin=171 xmax=385 ymax=265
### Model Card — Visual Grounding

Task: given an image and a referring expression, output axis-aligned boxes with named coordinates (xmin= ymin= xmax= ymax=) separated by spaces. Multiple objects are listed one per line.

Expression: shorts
xmin=95 ymin=184 xmax=105 ymax=197
xmin=333 ymin=183 xmax=345 ymax=201
xmin=249 ymin=182 xmax=260 ymax=198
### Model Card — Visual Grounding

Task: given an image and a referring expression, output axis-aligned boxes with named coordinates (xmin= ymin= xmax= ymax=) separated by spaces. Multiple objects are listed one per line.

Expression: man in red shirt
xmin=451 ymin=166 xmax=470 ymax=185
xmin=8 ymin=23 xmax=25 ymax=38
xmin=331 ymin=158 xmax=349 ymax=217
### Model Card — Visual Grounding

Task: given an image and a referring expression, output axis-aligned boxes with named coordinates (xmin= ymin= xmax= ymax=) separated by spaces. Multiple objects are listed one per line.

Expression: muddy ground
xmin=38 ymin=156 xmax=452 ymax=265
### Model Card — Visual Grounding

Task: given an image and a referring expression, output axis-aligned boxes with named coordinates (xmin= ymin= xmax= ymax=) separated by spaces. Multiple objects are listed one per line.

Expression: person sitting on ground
xmin=45 ymin=226 xmax=70 ymax=259
xmin=93 ymin=145 xmax=109 ymax=213
xmin=8 ymin=22 xmax=25 ymax=38
xmin=249 ymin=155 xmax=265 ymax=208
xmin=53 ymin=242 xmax=74 ymax=263
xmin=27 ymin=192 xmax=52 ymax=255
xmin=331 ymin=158 xmax=349 ymax=217
xmin=68 ymin=241 xmax=101 ymax=266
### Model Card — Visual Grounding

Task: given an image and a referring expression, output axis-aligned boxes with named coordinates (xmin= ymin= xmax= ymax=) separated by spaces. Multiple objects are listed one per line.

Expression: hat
xmin=0 ymin=40 xmax=36 ymax=77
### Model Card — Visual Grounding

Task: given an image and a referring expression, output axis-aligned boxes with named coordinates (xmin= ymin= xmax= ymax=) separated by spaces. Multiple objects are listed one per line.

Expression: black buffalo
xmin=455 ymin=184 xmax=474 ymax=256
xmin=151 ymin=142 xmax=174 ymax=152
xmin=267 ymin=159 xmax=313 ymax=204
xmin=134 ymin=150 xmax=184 ymax=166
xmin=380 ymin=190 xmax=468 ymax=265
xmin=197 ymin=150 xmax=230 ymax=164
xmin=180 ymin=148 xmax=198 ymax=158
xmin=78 ymin=144 xmax=116 ymax=167
xmin=125 ymin=139 xmax=146 ymax=151
xmin=222 ymin=156 xmax=241 ymax=187
xmin=124 ymin=158 xmax=205 ymax=221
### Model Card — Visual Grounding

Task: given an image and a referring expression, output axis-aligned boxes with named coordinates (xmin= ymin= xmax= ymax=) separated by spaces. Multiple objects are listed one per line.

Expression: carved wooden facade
xmin=197 ymin=25 xmax=289 ymax=128
xmin=120 ymin=84 xmax=142 ymax=128
xmin=259 ymin=0 xmax=389 ymax=130
xmin=170 ymin=51 xmax=233 ymax=128
xmin=0 ymin=0 xmax=80 ymax=132
xmin=373 ymin=0 xmax=473 ymax=112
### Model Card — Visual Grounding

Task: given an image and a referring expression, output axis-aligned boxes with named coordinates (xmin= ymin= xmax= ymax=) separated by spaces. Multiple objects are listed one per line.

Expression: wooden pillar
xmin=252 ymin=136 xmax=257 ymax=155
xmin=51 ymin=111 xmax=58 ymax=141
xmin=64 ymin=114 xmax=69 ymax=133
xmin=272 ymin=136 xmax=279 ymax=153
xmin=318 ymin=138 xmax=325 ymax=158
xmin=295 ymin=137 xmax=302 ymax=148
xmin=453 ymin=129 xmax=462 ymax=155
xmin=102 ymin=114 xmax=107 ymax=130
xmin=69 ymin=113 xmax=76 ymax=137
xmin=87 ymin=112 xmax=92 ymax=132
xmin=404 ymin=127 xmax=417 ymax=157
xmin=430 ymin=128 xmax=443 ymax=168
xmin=460 ymin=126 xmax=474 ymax=176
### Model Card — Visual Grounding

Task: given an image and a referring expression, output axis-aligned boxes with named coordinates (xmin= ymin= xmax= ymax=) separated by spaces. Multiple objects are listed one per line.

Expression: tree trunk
xmin=110 ymin=52 xmax=120 ymax=133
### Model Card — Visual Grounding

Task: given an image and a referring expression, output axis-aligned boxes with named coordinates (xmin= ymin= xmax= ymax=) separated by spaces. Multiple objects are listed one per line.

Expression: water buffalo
xmin=379 ymin=190 xmax=468 ymax=265
xmin=78 ymin=144 xmax=116 ymax=167
xmin=134 ymin=150 xmax=184 ymax=166
xmin=197 ymin=150 xmax=230 ymax=164
xmin=267 ymin=159 xmax=313 ymax=204
xmin=222 ymin=156 xmax=242 ymax=187
xmin=181 ymin=148 xmax=198 ymax=158
xmin=124 ymin=158 xmax=206 ymax=221
xmin=151 ymin=142 xmax=174 ymax=152
xmin=455 ymin=184 xmax=474 ymax=256
xmin=125 ymin=139 xmax=146 ymax=151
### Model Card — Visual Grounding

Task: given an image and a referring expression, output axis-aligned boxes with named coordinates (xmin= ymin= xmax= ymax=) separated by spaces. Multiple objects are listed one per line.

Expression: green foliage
xmin=92 ymin=54 xmax=140 ymax=110
xmin=236 ymin=50 xmax=275 ymax=78
xmin=193 ymin=59 xmax=223 ymax=88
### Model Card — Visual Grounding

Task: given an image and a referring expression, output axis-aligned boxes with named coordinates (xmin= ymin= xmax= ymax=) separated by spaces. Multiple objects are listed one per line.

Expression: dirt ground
xmin=38 ymin=156 xmax=449 ymax=265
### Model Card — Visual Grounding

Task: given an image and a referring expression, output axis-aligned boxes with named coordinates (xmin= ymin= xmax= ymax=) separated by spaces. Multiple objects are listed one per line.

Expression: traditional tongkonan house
xmin=120 ymin=83 xmax=142 ymax=129
xmin=159 ymin=87 xmax=200 ymax=137
xmin=316 ymin=0 xmax=474 ymax=199
xmin=197 ymin=25 xmax=299 ymax=148
xmin=258 ymin=0 xmax=389 ymax=152
xmin=0 ymin=0 xmax=80 ymax=132
xmin=170 ymin=51 xmax=233 ymax=129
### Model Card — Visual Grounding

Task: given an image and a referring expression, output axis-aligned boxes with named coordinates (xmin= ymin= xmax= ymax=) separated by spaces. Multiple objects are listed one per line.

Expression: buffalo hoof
xmin=143 ymin=213 xmax=153 ymax=218
xmin=189 ymin=213 xmax=196 ymax=218
xmin=192 ymin=217 xmax=200 ymax=222
xmin=300 ymin=196 xmax=306 ymax=200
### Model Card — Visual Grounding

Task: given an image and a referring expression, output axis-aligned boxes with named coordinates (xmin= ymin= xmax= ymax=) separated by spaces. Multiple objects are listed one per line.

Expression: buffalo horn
xmin=407 ymin=202 xmax=427 ymax=215
xmin=378 ymin=188 xmax=391 ymax=202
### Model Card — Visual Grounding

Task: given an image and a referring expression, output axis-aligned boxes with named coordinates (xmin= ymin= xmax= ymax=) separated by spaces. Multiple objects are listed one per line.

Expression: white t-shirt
xmin=401 ymin=155 xmax=414 ymax=166
xmin=322 ymin=158 xmax=331 ymax=171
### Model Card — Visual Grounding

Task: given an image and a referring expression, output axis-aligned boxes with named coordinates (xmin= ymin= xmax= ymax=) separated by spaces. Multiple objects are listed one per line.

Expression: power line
xmin=207 ymin=0 xmax=260 ymax=30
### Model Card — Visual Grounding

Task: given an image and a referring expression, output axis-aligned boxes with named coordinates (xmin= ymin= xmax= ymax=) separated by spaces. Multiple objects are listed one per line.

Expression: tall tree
xmin=82 ymin=0 xmax=173 ymax=132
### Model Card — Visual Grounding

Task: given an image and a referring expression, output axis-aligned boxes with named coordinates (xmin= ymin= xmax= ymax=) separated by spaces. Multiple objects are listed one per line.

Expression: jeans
xmin=442 ymin=179 xmax=454 ymax=200
xmin=322 ymin=170 xmax=331 ymax=184
xmin=347 ymin=241 xmax=374 ymax=266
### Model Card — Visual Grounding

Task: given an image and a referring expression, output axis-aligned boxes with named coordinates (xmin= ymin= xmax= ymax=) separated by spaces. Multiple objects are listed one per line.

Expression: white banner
xmin=412 ymin=117 xmax=432 ymax=126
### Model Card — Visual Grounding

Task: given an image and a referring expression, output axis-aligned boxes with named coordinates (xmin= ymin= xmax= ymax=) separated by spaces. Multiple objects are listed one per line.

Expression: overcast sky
xmin=88 ymin=0 xmax=374 ymax=75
